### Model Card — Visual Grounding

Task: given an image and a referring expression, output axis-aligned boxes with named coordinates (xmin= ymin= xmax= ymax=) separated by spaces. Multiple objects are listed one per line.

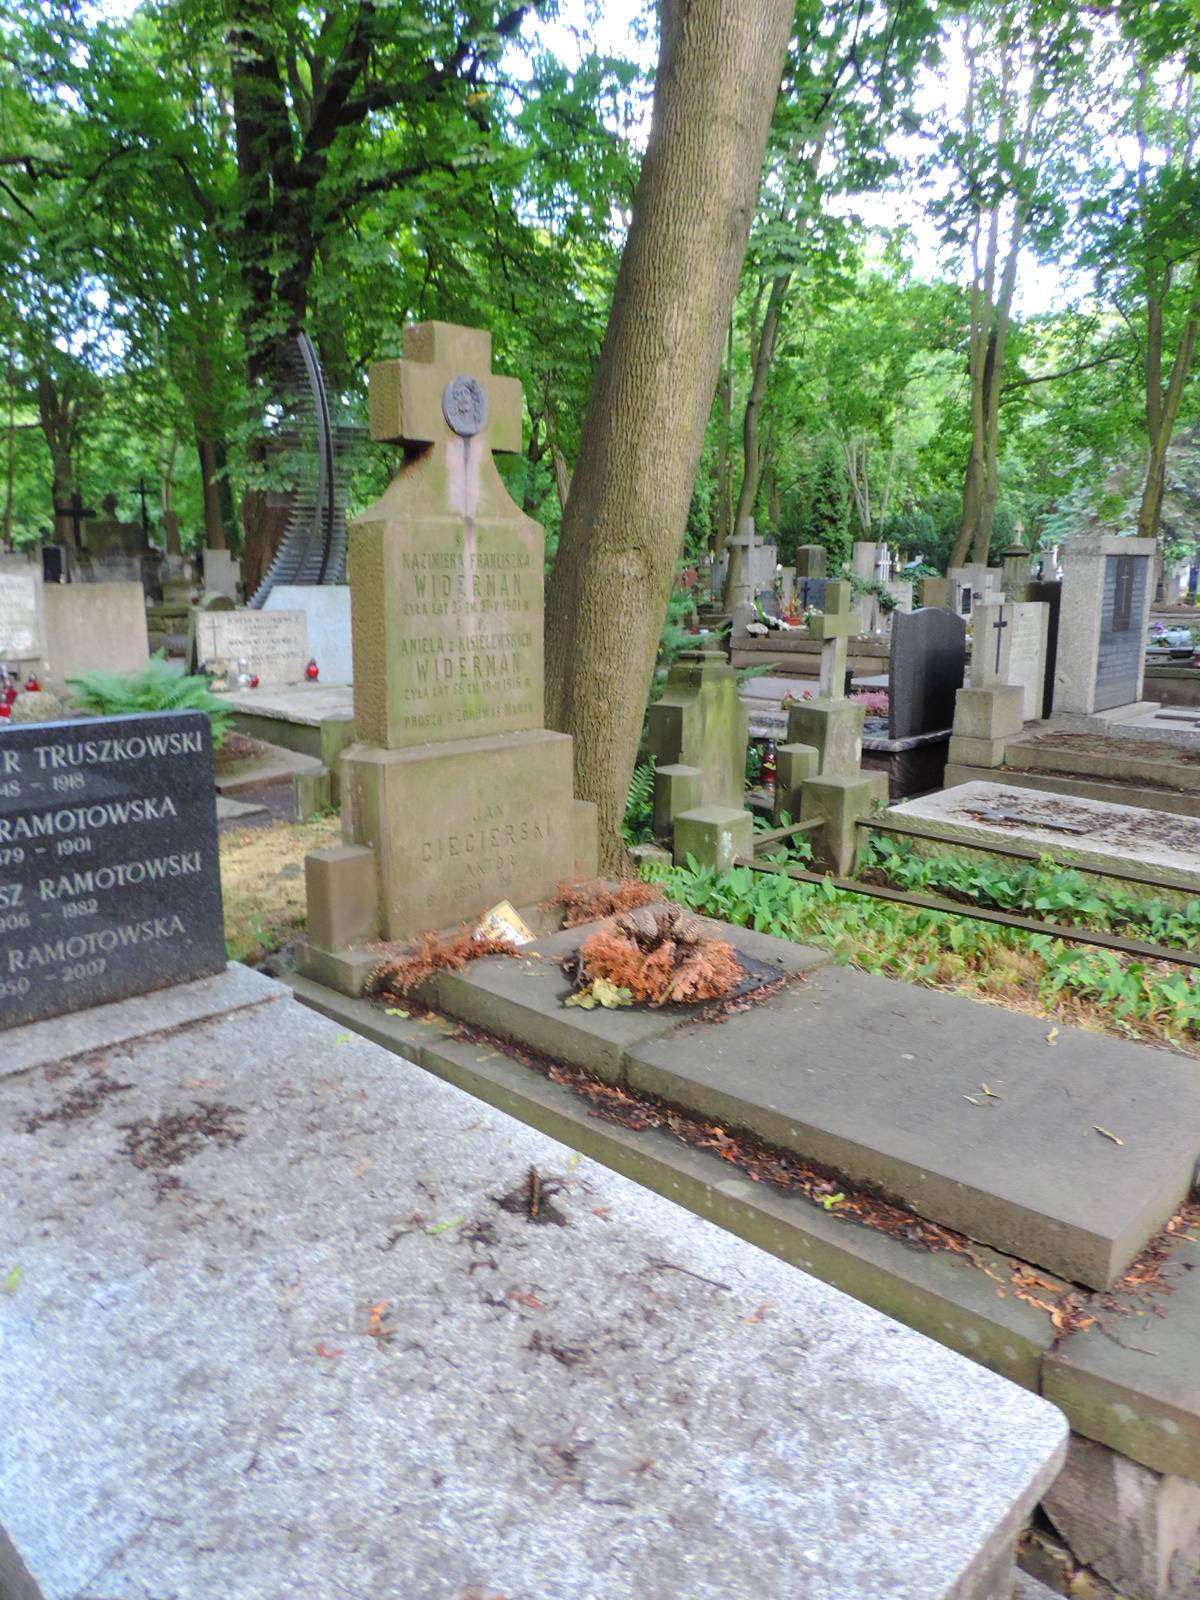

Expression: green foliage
xmin=67 ymin=653 xmax=233 ymax=748
xmin=845 ymin=571 xmax=897 ymax=614
xmin=862 ymin=835 xmax=1200 ymax=951
xmin=642 ymin=859 xmax=1200 ymax=1046
xmin=622 ymin=757 xmax=657 ymax=849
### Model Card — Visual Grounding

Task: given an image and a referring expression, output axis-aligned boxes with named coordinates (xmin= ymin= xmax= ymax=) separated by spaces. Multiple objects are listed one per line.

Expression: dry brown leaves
xmin=575 ymin=903 xmax=741 ymax=1005
xmin=555 ymin=877 xmax=663 ymax=927
xmin=370 ymin=927 xmax=519 ymax=1001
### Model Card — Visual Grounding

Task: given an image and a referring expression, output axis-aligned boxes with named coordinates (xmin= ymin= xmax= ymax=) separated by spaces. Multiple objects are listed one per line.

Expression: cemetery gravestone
xmin=0 ymin=568 xmax=43 ymax=665
xmin=971 ymin=600 xmax=1049 ymax=723
xmin=794 ymin=543 xmax=827 ymax=578
xmin=41 ymin=583 xmax=150 ymax=688
xmin=302 ymin=321 xmax=594 ymax=976
xmin=0 ymin=710 xmax=225 ymax=1028
xmin=1054 ymin=536 xmax=1156 ymax=716
xmin=888 ymin=608 xmax=968 ymax=741
xmin=203 ymin=548 xmax=240 ymax=601
xmin=192 ymin=609 xmax=309 ymax=687
xmin=264 ymin=585 xmax=352 ymax=685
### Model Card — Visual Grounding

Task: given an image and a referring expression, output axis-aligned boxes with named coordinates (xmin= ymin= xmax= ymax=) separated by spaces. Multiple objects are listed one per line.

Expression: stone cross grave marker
xmin=0 ymin=710 xmax=225 ymax=1029
xmin=302 ymin=321 xmax=592 ymax=968
xmin=971 ymin=599 xmax=1049 ymax=722
xmin=809 ymin=579 xmax=857 ymax=698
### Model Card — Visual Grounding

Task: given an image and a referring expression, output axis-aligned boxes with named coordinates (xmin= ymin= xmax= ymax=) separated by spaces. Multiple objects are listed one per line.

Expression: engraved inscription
xmin=0 ymin=711 xmax=225 ymax=1029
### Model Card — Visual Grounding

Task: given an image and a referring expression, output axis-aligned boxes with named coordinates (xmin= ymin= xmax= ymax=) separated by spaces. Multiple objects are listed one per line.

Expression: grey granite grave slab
xmin=621 ymin=964 xmax=1200 ymax=1290
xmin=431 ymin=919 xmax=828 ymax=1081
xmin=892 ymin=779 xmax=1200 ymax=893
xmin=0 ymin=984 xmax=1067 ymax=1600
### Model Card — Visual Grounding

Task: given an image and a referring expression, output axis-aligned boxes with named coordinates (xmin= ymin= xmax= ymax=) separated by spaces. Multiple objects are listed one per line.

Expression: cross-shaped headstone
xmin=367 ymin=321 xmax=522 ymax=457
xmin=52 ymin=489 xmax=96 ymax=547
xmin=809 ymin=579 xmax=858 ymax=699
xmin=133 ymin=477 xmax=151 ymax=538
xmin=992 ymin=605 xmax=1009 ymax=673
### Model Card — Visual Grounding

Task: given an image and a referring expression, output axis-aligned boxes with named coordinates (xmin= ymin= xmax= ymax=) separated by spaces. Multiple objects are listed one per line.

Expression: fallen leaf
xmin=567 ymin=1152 xmax=581 ymax=1170
xmin=333 ymin=1032 xmax=351 ymax=1047
xmin=425 ymin=1216 xmax=465 ymax=1235
xmin=741 ymin=1302 xmax=770 ymax=1324
xmin=366 ymin=1301 xmax=395 ymax=1339
xmin=963 ymin=1095 xmax=985 ymax=1106
xmin=355 ymin=1157 xmax=371 ymax=1180
xmin=183 ymin=1078 xmax=217 ymax=1089
xmin=314 ymin=1343 xmax=343 ymax=1358
xmin=980 ymin=1083 xmax=1003 ymax=1099
xmin=384 ymin=1007 xmax=409 ymax=1018
xmin=818 ymin=1191 xmax=845 ymax=1211
xmin=507 ymin=1288 xmax=544 ymax=1310
xmin=592 ymin=1206 xmax=610 ymax=1219
xmin=1093 ymin=1125 xmax=1125 ymax=1146
xmin=1045 ymin=1028 xmax=1059 ymax=1046
xmin=3 ymin=1265 xmax=19 ymax=1293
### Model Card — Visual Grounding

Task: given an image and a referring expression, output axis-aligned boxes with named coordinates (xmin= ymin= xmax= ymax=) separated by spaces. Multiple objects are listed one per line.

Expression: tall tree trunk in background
xmin=1136 ymin=258 xmax=1199 ymax=541
xmin=197 ymin=436 xmax=229 ymax=549
xmin=713 ymin=317 xmax=734 ymax=555
xmin=723 ymin=270 xmax=788 ymax=599
xmin=544 ymin=0 xmax=794 ymax=870
xmin=3 ymin=351 xmax=14 ymax=550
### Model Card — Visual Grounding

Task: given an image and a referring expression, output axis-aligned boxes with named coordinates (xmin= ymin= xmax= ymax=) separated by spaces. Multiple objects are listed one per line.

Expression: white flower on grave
xmin=746 ymin=622 xmax=769 ymax=636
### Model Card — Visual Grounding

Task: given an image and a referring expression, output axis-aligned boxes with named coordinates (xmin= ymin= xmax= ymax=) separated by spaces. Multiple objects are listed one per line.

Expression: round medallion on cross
xmin=442 ymin=375 xmax=488 ymax=438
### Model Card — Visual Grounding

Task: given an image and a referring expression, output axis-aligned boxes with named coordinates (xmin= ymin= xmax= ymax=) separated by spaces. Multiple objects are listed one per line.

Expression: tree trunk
xmin=713 ymin=316 xmax=733 ymax=555
xmin=2 ymin=350 xmax=14 ymax=551
xmin=197 ymin=436 xmax=228 ymax=549
xmin=544 ymin=0 xmax=794 ymax=871
xmin=1136 ymin=260 xmax=1199 ymax=542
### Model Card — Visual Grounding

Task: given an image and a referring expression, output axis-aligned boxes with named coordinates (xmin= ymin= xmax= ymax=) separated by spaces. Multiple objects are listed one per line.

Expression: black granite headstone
xmin=0 ymin=710 xmax=225 ymax=1030
xmin=887 ymin=608 xmax=967 ymax=740
xmin=756 ymin=588 xmax=781 ymax=619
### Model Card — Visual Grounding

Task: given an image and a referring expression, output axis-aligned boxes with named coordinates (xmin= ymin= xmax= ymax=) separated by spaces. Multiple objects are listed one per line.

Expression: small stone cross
xmin=992 ymin=606 xmax=1009 ymax=674
xmin=809 ymin=579 xmax=858 ymax=699
xmin=52 ymin=489 xmax=96 ymax=546
xmin=367 ymin=321 xmax=523 ymax=455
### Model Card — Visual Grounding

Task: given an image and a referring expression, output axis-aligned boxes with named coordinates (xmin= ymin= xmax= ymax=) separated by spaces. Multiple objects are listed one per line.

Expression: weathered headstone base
xmin=801 ymin=769 xmax=888 ymax=872
xmin=1 ymin=967 xmax=1066 ymax=1600
xmin=787 ymin=695 xmax=865 ymax=775
xmin=339 ymin=727 xmax=592 ymax=940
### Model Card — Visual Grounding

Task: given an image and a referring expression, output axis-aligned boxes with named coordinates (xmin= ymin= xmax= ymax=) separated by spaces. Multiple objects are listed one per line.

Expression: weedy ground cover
xmin=643 ymin=856 xmax=1200 ymax=1052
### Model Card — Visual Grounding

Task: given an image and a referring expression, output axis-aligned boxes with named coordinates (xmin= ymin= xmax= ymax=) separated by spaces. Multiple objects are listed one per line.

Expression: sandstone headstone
xmin=0 ymin=710 xmax=225 ymax=1029
xmin=304 ymin=321 xmax=594 ymax=965
xmin=971 ymin=600 xmax=1049 ymax=723
xmin=42 ymin=583 xmax=149 ymax=688
xmin=264 ymin=585 xmax=352 ymax=685
xmin=646 ymin=649 xmax=749 ymax=821
xmin=192 ymin=608 xmax=308 ymax=687
xmin=203 ymin=548 xmax=240 ymax=601
xmin=794 ymin=544 xmax=827 ymax=578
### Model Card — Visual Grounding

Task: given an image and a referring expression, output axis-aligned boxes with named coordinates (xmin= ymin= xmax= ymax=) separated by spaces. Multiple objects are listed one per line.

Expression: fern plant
xmin=68 ymin=651 xmax=234 ymax=748
xmin=622 ymin=757 xmax=657 ymax=847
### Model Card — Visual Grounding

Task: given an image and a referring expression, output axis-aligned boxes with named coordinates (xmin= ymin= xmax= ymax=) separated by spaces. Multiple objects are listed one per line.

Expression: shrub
xmin=68 ymin=651 xmax=233 ymax=748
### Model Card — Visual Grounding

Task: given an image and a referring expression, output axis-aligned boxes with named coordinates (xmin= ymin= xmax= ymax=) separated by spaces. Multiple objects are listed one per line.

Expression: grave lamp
xmin=24 ymin=675 xmax=40 ymax=693
xmin=305 ymin=658 xmax=320 ymax=681
xmin=0 ymin=703 xmax=10 ymax=720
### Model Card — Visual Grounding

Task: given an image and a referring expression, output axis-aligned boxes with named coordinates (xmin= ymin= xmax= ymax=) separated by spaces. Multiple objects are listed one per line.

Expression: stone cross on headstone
xmin=368 ymin=322 xmax=522 ymax=463
xmin=809 ymin=578 xmax=857 ymax=698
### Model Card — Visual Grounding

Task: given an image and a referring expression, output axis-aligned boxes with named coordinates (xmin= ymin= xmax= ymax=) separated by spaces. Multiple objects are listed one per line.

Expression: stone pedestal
xmin=786 ymin=696 xmax=865 ymax=776
xmin=773 ymin=741 xmax=819 ymax=822
xmin=673 ymin=805 xmax=754 ymax=872
xmin=948 ymin=684 xmax=1025 ymax=766
xmin=645 ymin=650 xmax=749 ymax=832
xmin=801 ymin=772 xmax=887 ymax=874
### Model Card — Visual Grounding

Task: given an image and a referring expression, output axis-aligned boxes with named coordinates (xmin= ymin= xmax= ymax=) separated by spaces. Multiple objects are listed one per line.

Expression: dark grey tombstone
xmin=798 ymin=576 xmax=828 ymax=612
xmin=1094 ymin=553 xmax=1150 ymax=710
xmin=757 ymin=588 xmax=781 ymax=619
xmin=0 ymin=710 xmax=226 ymax=1030
xmin=887 ymin=608 xmax=968 ymax=740
xmin=1027 ymin=578 xmax=1061 ymax=717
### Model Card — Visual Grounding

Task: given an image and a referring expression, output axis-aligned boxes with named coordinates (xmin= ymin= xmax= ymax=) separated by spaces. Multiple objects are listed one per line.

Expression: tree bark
xmin=544 ymin=0 xmax=794 ymax=871
xmin=197 ymin=435 xmax=228 ymax=549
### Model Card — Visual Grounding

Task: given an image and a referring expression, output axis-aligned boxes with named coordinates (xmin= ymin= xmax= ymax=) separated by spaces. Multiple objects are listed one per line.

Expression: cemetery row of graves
xmin=3 ymin=321 xmax=1200 ymax=1600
